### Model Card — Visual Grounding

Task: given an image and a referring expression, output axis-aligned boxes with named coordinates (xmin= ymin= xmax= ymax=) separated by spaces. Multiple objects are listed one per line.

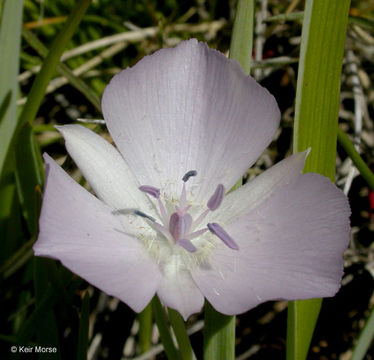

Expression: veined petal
xmin=157 ymin=257 xmax=204 ymax=320
xmin=57 ymin=124 xmax=154 ymax=214
xmin=102 ymin=39 xmax=280 ymax=202
xmin=210 ymin=150 xmax=309 ymax=225
xmin=191 ymin=173 xmax=350 ymax=315
xmin=34 ymin=154 xmax=162 ymax=312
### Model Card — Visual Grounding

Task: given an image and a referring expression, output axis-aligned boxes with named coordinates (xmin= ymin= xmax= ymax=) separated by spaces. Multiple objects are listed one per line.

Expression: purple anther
xmin=207 ymin=184 xmax=225 ymax=211
xmin=139 ymin=185 xmax=160 ymax=199
xmin=177 ymin=239 xmax=197 ymax=253
xmin=207 ymin=223 xmax=239 ymax=250
xmin=182 ymin=170 xmax=197 ymax=182
xmin=169 ymin=213 xmax=192 ymax=241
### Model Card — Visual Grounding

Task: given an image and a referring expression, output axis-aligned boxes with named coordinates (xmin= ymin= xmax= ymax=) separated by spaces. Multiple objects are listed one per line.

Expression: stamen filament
xmin=192 ymin=209 xmax=210 ymax=230
xmin=180 ymin=182 xmax=187 ymax=210
xmin=152 ymin=222 xmax=174 ymax=243
xmin=185 ymin=228 xmax=208 ymax=240
xmin=158 ymin=198 xmax=169 ymax=225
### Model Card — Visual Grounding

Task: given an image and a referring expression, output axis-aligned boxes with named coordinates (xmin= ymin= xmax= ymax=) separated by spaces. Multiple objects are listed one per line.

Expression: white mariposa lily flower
xmin=33 ymin=39 xmax=350 ymax=320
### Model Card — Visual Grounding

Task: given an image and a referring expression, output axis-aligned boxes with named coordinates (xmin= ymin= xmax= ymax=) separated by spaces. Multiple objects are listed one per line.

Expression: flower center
xmin=137 ymin=171 xmax=239 ymax=254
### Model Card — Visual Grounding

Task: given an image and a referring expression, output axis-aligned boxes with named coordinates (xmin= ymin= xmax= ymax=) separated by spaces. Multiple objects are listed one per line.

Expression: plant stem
xmin=168 ymin=308 xmax=196 ymax=360
xmin=138 ymin=303 xmax=152 ymax=353
xmin=203 ymin=302 xmax=235 ymax=360
xmin=287 ymin=0 xmax=350 ymax=359
xmin=229 ymin=0 xmax=255 ymax=75
xmin=151 ymin=296 xmax=180 ymax=360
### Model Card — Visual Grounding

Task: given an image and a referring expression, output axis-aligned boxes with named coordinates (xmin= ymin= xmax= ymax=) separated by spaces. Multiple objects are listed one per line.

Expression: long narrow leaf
xmin=151 ymin=296 xmax=179 ymax=360
xmin=13 ymin=0 xmax=91 ymax=240
xmin=15 ymin=286 xmax=56 ymax=358
xmin=33 ymin=258 xmax=61 ymax=360
xmin=14 ymin=124 xmax=43 ymax=236
xmin=1 ymin=0 xmax=92 ymax=178
xmin=0 ymin=3 xmax=25 ymax=316
xmin=22 ymin=27 xmax=101 ymax=112
xmin=0 ymin=0 xmax=23 ymax=178
xmin=138 ymin=304 xmax=152 ymax=353
xmin=287 ymin=1 xmax=351 ymax=359
xmin=229 ymin=0 xmax=255 ymax=75
xmin=351 ymin=303 xmax=374 ymax=360
xmin=337 ymin=127 xmax=374 ymax=190
xmin=203 ymin=302 xmax=235 ymax=360
xmin=168 ymin=308 xmax=196 ymax=360
xmin=77 ymin=293 xmax=90 ymax=360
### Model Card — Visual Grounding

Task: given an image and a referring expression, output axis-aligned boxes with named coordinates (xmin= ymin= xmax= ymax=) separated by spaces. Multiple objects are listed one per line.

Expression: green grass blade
xmin=287 ymin=1 xmax=351 ymax=360
xmin=0 ymin=153 xmax=18 ymax=266
xmin=1 ymin=0 xmax=92 ymax=177
xmin=77 ymin=293 xmax=90 ymax=360
xmin=0 ymin=90 xmax=11 ymax=124
xmin=14 ymin=124 xmax=43 ymax=236
xmin=292 ymin=0 xmax=350 ymax=177
xmin=33 ymin=258 xmax=61 ymax=359
xmin=138 ymin=303 xmax=152 ymax=353
xmin=349 ymin=14 xmax=374 ymax=30
xmin=15 ymin=286 xmax=55 ymax=349
xmin=229 ymin=0 xmax=254 ymax=189
xmin=18 ymin=0 xmax=92 ymax=128
xmin=337 ymin=127 xmax=374 ymax=190
xmin=22 ymin=27 xmax=101 ymax=112
xmin=151 ymin=296 xmax=180 ymax=360
xmin=203 ymin=302 xmax=235 ymax=360
xmin=168 ymin=308 xmax=196 ymax=360
xmin=287 ymin=300 xmax=322 ymax=360
xmin=0 ymin=0 xmax=23 ymax=178
xmin=229 ymin=0 xmax=255 ymax=75
xmin=11 ymin=0 xmax=91 ymax=240
xmin=351 ymin=302 xmax=374 ymax=360
xmin=0 ymin=239 xmax=33 ymax=278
